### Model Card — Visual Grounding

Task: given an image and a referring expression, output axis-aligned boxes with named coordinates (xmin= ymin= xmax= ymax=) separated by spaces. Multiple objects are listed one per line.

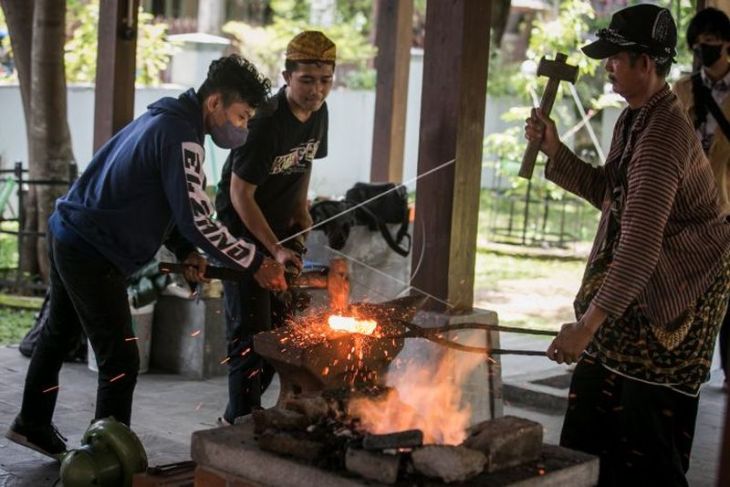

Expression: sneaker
xmin=5 ymin=416 xmax=67 ymax=460
xmin=216 ymin=416 xmax=232 ymax=427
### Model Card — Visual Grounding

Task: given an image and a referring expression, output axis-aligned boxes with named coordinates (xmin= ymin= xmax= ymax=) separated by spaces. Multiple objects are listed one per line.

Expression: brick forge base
xmin=191 ymin=416 xmax=599 ymax=487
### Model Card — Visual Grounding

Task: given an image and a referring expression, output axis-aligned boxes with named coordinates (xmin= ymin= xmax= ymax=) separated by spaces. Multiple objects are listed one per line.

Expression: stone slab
xmin=345 ymin=448 xmax=400 ymax=484
xmin=463 ymin=416 xmax=543 ymax=473
xmin=191 ymin=416 xmax=599 ymax=487
xmin=191 ymin=417 xmax=374 ymax=487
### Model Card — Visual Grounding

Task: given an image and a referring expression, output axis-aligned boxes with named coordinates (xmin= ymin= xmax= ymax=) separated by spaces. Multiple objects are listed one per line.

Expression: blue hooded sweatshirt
xmin=49 ymin=89 xmax=264 ymax=276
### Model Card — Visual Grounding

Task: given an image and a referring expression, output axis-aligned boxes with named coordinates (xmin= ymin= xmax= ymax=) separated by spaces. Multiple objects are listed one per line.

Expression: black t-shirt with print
xmin=215 ymin=87 xmax=328 ymax=240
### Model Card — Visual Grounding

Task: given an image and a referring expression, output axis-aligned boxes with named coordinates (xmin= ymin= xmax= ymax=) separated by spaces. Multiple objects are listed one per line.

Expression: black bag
xmin=345 ymin=182 xmax=411 ymax=256
xmin=309 ymin=199 xmax=356 ymax=250
xmin=19 ymin=287 xmax=87 ymax=363
xmin=691 ymin=71 xmax=730 ymax=141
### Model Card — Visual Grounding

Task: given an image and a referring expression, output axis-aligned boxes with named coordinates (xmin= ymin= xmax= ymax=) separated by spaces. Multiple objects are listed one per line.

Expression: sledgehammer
xmin=519 ymin=52 xmax=578 ymax=179
xmin=158 ymin=258 xmax=350 ymax=311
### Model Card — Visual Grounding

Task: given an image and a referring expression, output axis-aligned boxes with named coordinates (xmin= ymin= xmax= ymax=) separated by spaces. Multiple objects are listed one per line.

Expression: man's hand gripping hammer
xmin=519 ymin=53 xmax=578 ymax=179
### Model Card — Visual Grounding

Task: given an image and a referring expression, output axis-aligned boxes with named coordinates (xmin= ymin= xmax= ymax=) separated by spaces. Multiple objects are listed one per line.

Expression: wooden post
xmin=369 ymin=0 xmax=413 ymax=183
xmin=93 ymin=0 xmax=139 ymax=152
xmin=410 ymin=1 xmax=491 ymax=311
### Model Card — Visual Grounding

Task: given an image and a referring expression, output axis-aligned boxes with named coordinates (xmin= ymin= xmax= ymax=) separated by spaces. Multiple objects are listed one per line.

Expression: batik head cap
xmin=582 ymin=4 xmax=677 ymax=63
xmin=285 ymin=31 xmax=336 ymax=62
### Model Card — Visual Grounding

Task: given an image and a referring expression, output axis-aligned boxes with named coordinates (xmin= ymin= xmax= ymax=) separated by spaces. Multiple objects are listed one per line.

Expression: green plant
xmin=64 ymin=1 xmax=177 ymax=85
xmin=0 ymin=7 xmax=16 ymax=83
xmin=0 ymin=222 xmax=19 ymax=269
xmin=482 ymin=0 xmax=607 ymax=248
xmin=223 ymin=0 xmax=376 ymax=88
xmin=0 ymin=306 xmax=34 ymax=345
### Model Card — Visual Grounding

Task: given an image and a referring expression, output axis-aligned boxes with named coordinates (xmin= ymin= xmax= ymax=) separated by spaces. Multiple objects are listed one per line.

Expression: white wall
xmin=0 ymin=84 xmax=378 ymax=197
xmin=0 ymin=53 xmax=619 ymax=200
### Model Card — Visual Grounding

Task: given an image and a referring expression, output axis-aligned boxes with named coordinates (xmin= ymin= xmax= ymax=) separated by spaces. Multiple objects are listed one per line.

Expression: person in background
xmin=525 ymin=4 xmax=730 ymax=485
xmin=5 ymin=54 xmax=287 ymax=460
xmin=214 ymin=31 xmax=335 ymax=425
xmin=674 ymin=7 xmax=730 ymax=390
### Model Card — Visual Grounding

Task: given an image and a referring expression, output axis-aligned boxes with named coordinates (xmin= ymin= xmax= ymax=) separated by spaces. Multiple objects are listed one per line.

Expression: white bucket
xmin=88 ymin=302 xmax=155 ymax=374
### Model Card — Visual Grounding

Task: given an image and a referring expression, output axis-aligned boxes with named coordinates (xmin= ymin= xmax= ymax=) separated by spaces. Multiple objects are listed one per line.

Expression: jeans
xmin=222 ymin=274 xmax=288 ymax=423
xmin=20 ymin=233 xmax=139 ymax=426
xmin=561 ymin=356 xmax=698 ymax=487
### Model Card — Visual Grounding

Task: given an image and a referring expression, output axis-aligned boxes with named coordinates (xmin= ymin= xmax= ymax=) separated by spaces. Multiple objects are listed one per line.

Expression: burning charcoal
xmin=411 ymin=445 xmax=486 ymax=483
xmin=257 ymin=430 xmax=325 ymax=462
xmin=362 ymin=430 xmax=424 ymax=451
xmin=345 ymin=448 xmax=400 ymax=484
xmin=462 ymin=416 xmax=542 ymax=473
xmin=283 ymin=394 xmax=331 ymax=421
xmin=252 ymin=407 xmax=309 ymax=434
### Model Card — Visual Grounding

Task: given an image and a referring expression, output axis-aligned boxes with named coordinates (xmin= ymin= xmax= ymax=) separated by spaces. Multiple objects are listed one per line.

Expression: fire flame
xmin=347 ymin=338 xmax=484 ymax=445
xmin=328 ymin=315 xmax=377 ymax=335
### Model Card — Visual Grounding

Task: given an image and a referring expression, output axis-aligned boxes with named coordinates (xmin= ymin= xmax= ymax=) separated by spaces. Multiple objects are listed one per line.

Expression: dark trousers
xmin=222 ymin=276 xmax=287 ymax=423
xmin=20 ymin=234 xmax=139 ymax=426
xmin=561 ymin=356 xmax=698 ymax=487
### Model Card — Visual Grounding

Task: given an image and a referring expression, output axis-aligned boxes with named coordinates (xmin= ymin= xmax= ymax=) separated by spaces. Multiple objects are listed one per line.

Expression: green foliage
xmin=657 ymin=0 xmax=696 ymax=75
xmin=224 ymin=0 xmax=376 ymax=88
xmin=483 ymin=0 xmax=605 ymax=247
xmin=485 ymin=0 xmax=607 ymax=162
xmin=0 ymin=222 xmax=18 ymax=269
xmin=270 ymin=0 xmax=311 ymax=21
xmin=135 ymin=12 xmax=178 ymax=86
xmin=64 ymin=1 xmax=177 ymax=86
xmin=64 ymin=0 xmax=99 ymax=84
xmin=0 ymin=7 xmax=15 ymax=83
xmin=0 ymin=307 xmax=34 ymax=345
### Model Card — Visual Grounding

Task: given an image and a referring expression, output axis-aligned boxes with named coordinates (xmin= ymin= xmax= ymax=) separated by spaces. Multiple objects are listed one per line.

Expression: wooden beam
xmin=93 ymin=0 xmax=139 ymax=152
xmin=370 ymin=0 xmax=413 ymax=183
xmin=410 ymin=1 xmax=491 ymax=311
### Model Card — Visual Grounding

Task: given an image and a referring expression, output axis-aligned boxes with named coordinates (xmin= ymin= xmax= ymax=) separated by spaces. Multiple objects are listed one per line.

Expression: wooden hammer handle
xmin=519 ymin=54 xmax=568 ymax=180
xmin=158 ymin=261 xmax=245 ymax=281
xmin=158 ymin=261 xmax=329 ymax=289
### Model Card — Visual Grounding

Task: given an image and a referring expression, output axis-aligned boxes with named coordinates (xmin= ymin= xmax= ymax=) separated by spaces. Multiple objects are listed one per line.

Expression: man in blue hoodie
xmin=5 ymin=54 xmax=286 ymax=460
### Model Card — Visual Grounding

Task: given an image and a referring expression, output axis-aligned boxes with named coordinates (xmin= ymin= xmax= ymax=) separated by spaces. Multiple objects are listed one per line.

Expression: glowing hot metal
xmin=327 ymin=315 xmax=377 ymax=335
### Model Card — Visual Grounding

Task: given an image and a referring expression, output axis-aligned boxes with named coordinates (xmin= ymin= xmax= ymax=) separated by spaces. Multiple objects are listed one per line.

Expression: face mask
xmin=694 ymin=43 xmax=724 ymax=67
xmin=210 ymin=119 xmax=249 ymax=149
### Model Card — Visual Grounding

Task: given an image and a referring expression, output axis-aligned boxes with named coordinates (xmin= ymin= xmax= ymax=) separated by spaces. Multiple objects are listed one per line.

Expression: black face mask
xmin=694 ymin=43 xmax=725 ymax=67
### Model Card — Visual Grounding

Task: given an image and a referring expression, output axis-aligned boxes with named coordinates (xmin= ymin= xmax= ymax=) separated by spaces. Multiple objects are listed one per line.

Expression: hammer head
xmin=536 ymin=53 xmax=578 ymax=84
xmin=327 ymin=258 xmax=349 ymax=312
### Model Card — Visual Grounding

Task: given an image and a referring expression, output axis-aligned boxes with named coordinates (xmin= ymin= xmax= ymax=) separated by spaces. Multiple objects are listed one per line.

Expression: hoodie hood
xmin=148 ymin=88 xmax=205 ymax=142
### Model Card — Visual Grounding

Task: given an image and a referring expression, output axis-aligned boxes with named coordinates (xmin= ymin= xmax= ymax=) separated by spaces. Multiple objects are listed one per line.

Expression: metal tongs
xmin=388 ymin=319 xmax=557 ymax=356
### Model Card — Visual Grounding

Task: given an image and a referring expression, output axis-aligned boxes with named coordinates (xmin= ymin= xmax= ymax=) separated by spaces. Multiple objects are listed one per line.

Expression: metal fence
xmin=0 ymin=161 xmax=77 ymax=292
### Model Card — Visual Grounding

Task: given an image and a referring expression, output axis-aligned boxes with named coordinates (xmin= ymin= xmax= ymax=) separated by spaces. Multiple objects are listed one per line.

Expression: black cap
xmin=581 ymin=4 xmax=677 ymax=62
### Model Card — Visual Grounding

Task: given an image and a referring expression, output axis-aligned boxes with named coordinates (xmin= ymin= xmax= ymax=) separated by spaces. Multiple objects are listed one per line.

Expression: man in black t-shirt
xmin=215 ymin=31 xmax=335 ymax=424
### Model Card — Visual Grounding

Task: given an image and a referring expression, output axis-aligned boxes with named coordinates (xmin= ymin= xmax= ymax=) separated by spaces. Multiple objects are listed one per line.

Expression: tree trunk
xmin=1 ymin=0 xmax=75 ymax=285
xmin=30 ymin=0 xmax=75 ymax=281
xmin=1 ymin=0 xmax=36 ymax=281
